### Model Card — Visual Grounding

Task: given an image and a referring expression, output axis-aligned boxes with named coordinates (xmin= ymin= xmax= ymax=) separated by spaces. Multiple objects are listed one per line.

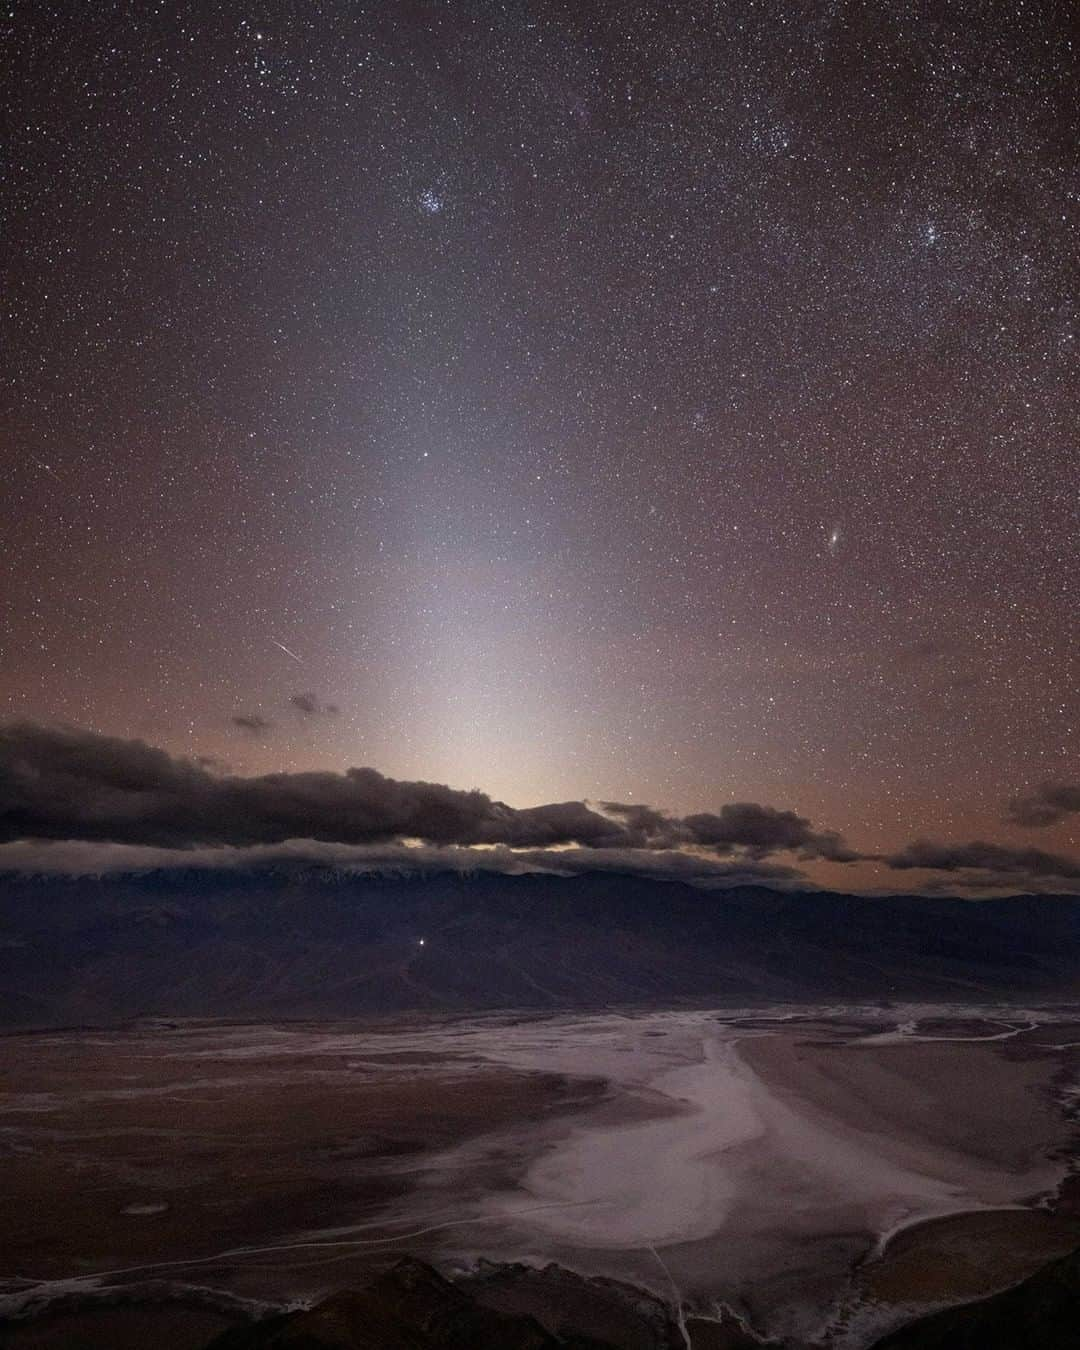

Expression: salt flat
xmin=3 ymin=1005 xmax=1080 ymax=1347
xmin=392 ymin=1007 xmax=1080 ymax=1341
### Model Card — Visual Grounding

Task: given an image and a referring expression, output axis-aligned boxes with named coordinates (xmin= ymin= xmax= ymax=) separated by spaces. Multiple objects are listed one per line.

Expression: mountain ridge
xmin=3 ymin=869 xmax=1079 ymax=1027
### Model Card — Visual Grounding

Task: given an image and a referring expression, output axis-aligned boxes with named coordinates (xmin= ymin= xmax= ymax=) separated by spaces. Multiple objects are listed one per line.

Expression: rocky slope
xmin=4 ymin=1251 xmax=1078 ymax=1349
xmin=203 ymin=1257 xmax=620 ymax=1349
xmin=869 ymin=1244 xmax=1080 ymax=1348
xmin=2 ymin=868 xmax=1080 ymax=1025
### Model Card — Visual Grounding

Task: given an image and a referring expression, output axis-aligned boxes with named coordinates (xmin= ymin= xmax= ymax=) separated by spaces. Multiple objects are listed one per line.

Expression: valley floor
xmin=3 ymin=1004 xmax=1080 ymax=1347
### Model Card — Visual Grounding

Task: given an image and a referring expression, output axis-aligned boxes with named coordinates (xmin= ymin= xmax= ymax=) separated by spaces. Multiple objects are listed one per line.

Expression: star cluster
xmin=2 ymin=1 xmax=1076 ymax=883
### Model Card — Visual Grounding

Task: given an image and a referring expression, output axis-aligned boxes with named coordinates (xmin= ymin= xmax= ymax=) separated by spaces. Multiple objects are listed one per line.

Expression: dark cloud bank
xmin=0 ymin=722 xmax=850 ymax=857
xmin=1007 ymin=782 xmax=1080 ymax=828
xmin=888 ymin=839 xmax=1080 ymax=881
xmin=290 ymin=692 xmax=338 ymax=716
xmin=232 ymin=713 xmax=274 ymax=735
xmin=231 ymin=692 xmax=339 ymax=736
xmin=0 ymin=723 xmax=1077 ymax=892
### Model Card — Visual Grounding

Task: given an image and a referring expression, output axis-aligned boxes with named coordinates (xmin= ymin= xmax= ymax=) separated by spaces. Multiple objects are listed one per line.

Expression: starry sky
xmin=3 ymin=1 xmax=1077 ymax=891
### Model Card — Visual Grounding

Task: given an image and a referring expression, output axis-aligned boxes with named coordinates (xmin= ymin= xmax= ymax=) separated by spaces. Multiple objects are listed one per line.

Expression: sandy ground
xmin=2 ymin=1005 xmax=1080 ymax=1348
xmin=0 ymin=1019 xmax=602 ymax=1291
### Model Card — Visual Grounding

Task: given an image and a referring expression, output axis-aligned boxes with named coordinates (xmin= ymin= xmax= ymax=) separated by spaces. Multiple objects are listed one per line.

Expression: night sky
xmin=3 ymin=2 xmax=1077 ymax=892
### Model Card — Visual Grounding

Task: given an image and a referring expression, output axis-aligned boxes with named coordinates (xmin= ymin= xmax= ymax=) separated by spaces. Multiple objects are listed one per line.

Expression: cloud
xmin=3 ymin=724 xmax=1077 ymax=893
xmin=8 ymin=723 xmax=1080 ymax=891
xmin=235 ymin=695 xmax=339 ymax=731
xmin=885 ymin=838 xmax=1080 ymax=880
xmin=683 ymin=805 xmax=860 ymax=861
xmin=1006 ymin=782 xmax=1080 ymax=828
xmin=600 ymin=799 xmax=857 ymax=860
xmin=0 ymin=838 xmax=800 ymax=888
xmin=599 ymin=801 xmax=673 ymax=837
xmin=0 ymin=722 xmax=852 ymax=872
xmin=290 ymin=693 xmax=338 ymax=717
xmin=0 ymin=722 xmax=604 ymax=849
xmin=232 ymin=714 xmax=274 ymax=735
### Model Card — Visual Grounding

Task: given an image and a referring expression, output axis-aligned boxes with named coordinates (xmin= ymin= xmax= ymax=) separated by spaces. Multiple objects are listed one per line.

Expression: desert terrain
xmin=3 ymin=1006 xmax=1080 ymax=1348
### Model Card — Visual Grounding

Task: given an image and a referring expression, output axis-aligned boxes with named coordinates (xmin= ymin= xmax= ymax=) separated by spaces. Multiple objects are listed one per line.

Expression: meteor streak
xmin=270 ymin=638 xmax=303 ymax=663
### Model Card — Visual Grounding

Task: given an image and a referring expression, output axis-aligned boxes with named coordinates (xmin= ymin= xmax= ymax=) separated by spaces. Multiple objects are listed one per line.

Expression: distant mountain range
xmin=2 ymin=868 xmax=1080 ymax=1027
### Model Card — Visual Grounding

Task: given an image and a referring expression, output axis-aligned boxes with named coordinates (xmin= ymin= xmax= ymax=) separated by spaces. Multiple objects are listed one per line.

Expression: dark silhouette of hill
xmin=2 ymin=868 xmax=1079 ymax=1026
xmin=199 ymin=1247 xmax=1080 ymax=1349
xmin=204 ymin=1256 xmax=616 ymax=1349
xmin=870 ymin=1244 xmax=1080 ymax=1348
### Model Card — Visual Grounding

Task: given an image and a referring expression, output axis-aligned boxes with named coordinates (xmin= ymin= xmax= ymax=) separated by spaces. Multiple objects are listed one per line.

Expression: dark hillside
xmin=2 ymin=869 xmax=1078 ymax=1026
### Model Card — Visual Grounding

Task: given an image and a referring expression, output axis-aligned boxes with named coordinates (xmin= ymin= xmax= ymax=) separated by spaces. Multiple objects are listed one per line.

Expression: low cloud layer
xmin=1007 ymin=782 xmax=1080 ymax=828
xmin=1 ymin=722 xmax=1077 ymax=893
xmin=0 ymin=837 xmax=799 ymax=887
xmin=600 ymin=800 xmax=858 ymax=860
xmin=886 ymin=839 xmax=1080 ymax=880
xmin=0 ymin=722 xmax=854 ymax=860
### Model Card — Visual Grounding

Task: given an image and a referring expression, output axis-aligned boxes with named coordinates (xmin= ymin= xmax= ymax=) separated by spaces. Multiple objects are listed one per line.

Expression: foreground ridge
xmin=869 ymin=1244 xmax=1080 ymax=1349
xmin=204 ymin=1256 xmax=621 ymax=1350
